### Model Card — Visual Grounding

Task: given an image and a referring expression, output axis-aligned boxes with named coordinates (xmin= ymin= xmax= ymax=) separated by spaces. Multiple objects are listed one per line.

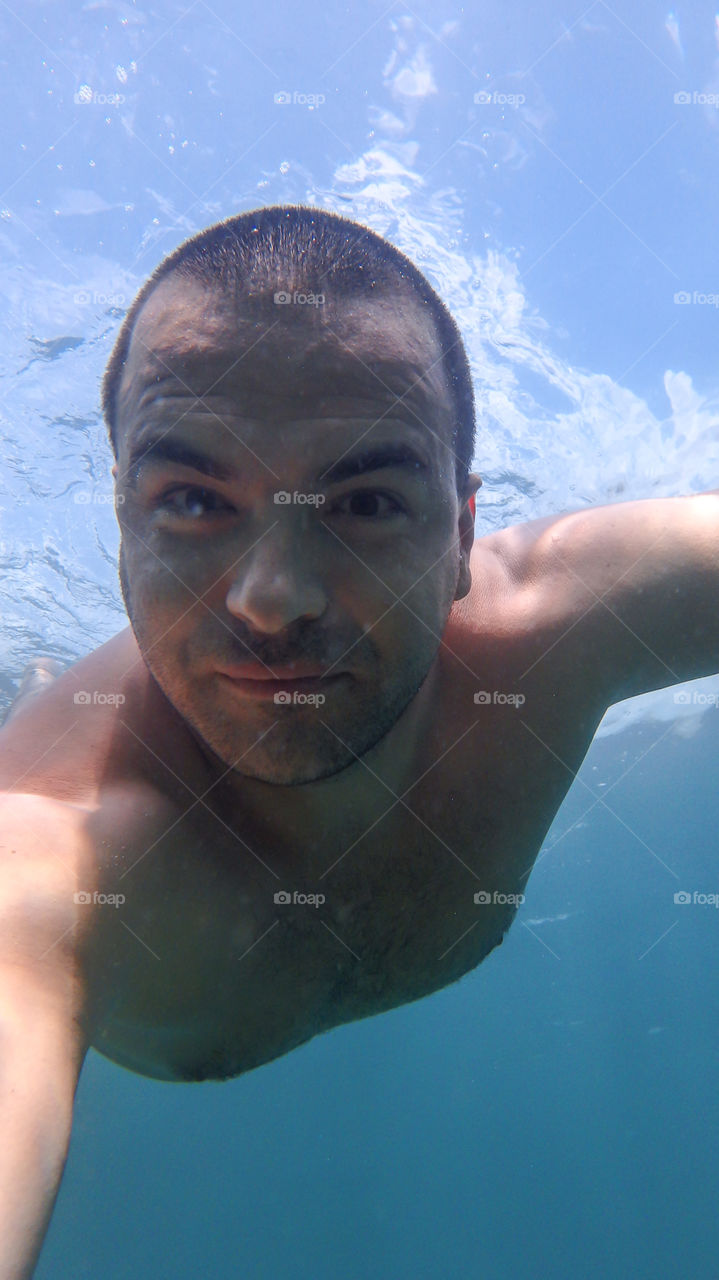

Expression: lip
xmin=217 ymin=665 xmax=347 ymax=701
xmin=217 ymin=663 xmax=340 ymax=681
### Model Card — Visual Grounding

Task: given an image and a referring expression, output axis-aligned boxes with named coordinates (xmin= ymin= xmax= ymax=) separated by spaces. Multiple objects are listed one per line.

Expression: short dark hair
xmin=101 ymin=204 xmax=476 ymax=490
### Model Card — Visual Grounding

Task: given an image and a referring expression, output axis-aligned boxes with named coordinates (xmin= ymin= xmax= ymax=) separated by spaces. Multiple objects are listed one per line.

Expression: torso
xmin=0 ymin=540 xmax=611 ymax=1081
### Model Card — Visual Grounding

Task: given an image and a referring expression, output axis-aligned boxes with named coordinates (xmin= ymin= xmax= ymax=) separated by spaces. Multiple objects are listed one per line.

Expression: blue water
xmin=1 ymin=1 xmax=719 ymax=1276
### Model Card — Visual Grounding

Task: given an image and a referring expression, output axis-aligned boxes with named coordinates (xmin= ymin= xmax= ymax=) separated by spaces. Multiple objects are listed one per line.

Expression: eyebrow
xmin=125 ymin=436 xmax=430 ymax=486
xmin=127 ymin=437 xmax=235 ymax=483
xmin=319 ymin=442 xmax=429 ymax=484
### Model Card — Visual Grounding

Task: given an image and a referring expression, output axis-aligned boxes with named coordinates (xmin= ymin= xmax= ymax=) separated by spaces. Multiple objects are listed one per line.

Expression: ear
xmin=111 ymin=463 xmax=118 ymax=479
xmin=455 ymin=472 xmax=482 ymax=601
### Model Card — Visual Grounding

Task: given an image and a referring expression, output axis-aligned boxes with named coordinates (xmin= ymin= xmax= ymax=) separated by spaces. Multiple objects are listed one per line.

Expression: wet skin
xmin=1 ymin=276 xmax=718 ymax=1082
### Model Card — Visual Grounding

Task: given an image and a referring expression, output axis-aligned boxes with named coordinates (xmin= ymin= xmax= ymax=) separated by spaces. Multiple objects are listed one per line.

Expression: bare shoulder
xmin=446 ymin=521 xmax=541 ymax=666
xmin=461 ymin=493 xmax=719 ymax=708
xmin=0 ymin=791 xmax=107 ymax=1044
xmin=0 ymin=627 xmax=204 ymax=806
xmin=0 ymin=791 xmax=89 ymax=914
xmin=446 ymin=508 xmax=621 ymax=727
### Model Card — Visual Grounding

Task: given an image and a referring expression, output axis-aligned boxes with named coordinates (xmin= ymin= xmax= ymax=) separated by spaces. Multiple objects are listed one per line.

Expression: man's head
xmin=102 ymin=205 xmax=481 ymax=785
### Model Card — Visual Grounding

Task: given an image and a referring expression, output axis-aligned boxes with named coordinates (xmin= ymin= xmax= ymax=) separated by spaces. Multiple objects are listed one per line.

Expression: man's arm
xmin=483 ymin=490 xmax=719 ymax=706
xmin=0 ymin=796 xmax=92 ymax=1279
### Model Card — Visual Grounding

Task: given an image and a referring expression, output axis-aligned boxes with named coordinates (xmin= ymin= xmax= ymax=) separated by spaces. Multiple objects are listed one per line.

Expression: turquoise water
xmin=1 ymin=1 xmax=718 ymax=1275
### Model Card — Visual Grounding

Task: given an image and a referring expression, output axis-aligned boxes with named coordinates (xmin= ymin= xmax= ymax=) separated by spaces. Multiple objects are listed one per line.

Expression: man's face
xmin=113 ymin=274 xmax=478 ymax=785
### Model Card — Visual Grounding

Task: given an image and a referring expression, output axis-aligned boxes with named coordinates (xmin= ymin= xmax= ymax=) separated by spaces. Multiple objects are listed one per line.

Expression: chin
xmin=155 ymin=652 xmax=432 ymax=786
xmin=232 ymin=757 xmax=356 ymax=787
xmin=201 ymin=732 xmax=359 ymax=787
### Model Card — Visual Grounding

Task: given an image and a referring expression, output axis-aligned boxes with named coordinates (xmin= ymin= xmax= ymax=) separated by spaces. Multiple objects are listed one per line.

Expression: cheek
xmin=123 ymin=531 xmax=211 ymax=602
xmin=368 ymin=569 xmax=455 ymax=644
xmin=336 ymin=523 xmax=457 ymax=623
xmin=366 ymin=523 xmax=445 ymax=581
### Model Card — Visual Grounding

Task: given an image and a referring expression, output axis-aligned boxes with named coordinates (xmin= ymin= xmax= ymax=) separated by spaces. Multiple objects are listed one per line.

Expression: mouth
xmin=216 ymin=664 xmax=348 ymax=701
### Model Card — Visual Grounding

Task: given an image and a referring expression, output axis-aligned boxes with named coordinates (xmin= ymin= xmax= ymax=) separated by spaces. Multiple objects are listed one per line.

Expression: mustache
xmin=214 ymin=628 xmax=364 ymax=672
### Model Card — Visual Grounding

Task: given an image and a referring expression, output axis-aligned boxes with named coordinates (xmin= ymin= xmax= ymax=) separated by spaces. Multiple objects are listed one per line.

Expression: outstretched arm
xmin=484 ymin=488 xmax=719 ymax=707
xmin=0 ymin=797 xmax=92 ymax=1279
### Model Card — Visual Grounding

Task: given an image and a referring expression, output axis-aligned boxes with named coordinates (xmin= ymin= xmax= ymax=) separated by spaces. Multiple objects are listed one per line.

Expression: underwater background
xmin=0 ymin=1 xmax=718 ymax=1275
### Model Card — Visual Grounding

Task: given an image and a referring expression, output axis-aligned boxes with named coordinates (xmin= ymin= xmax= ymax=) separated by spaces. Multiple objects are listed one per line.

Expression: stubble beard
xmin=118 ymin=542 xmax=443 ymax=786
xmin=117 ymin=541 xmax=458 ymax=786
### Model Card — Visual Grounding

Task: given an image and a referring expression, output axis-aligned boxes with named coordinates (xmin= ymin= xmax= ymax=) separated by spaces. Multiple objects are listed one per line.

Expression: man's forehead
xmin=120 ymin=273 xmax=453 ymax=420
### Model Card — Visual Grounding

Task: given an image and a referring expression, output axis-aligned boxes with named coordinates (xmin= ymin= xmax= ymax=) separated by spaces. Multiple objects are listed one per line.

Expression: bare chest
xmin=89 ymin=702 xmax=583 ymax=1082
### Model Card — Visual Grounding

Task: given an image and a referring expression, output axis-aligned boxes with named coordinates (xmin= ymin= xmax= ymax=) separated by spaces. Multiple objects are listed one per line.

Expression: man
xmin=0 ymin=204 xmax=717 ymax=1276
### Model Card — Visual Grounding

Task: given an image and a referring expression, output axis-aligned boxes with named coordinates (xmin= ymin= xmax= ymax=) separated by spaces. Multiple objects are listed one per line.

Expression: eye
xmin=157 ymin=486 xmax=234 ymax=519
xmin=332 ymin=490 xmax=405 ymax=519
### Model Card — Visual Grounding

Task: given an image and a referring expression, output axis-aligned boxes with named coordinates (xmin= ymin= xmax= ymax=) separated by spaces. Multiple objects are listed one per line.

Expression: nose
xmin=224 ymin=518 xmax=328 ymax=636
